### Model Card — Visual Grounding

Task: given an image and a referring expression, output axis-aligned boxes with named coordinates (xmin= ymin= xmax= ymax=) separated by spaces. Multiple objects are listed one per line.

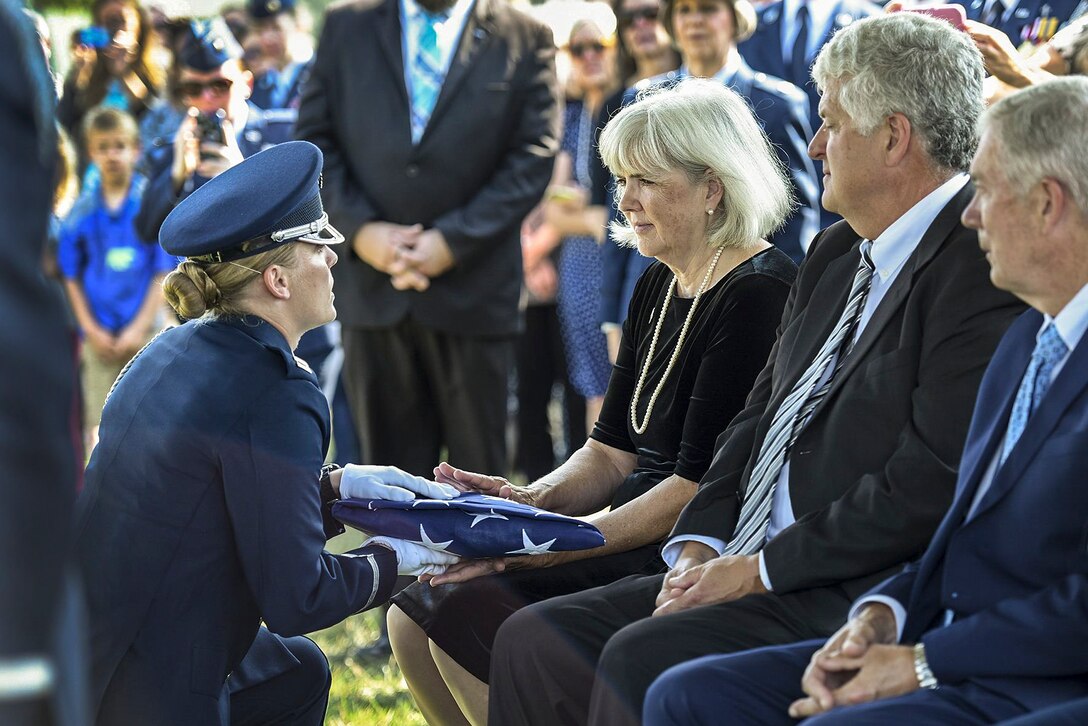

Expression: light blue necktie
xmin=410 ymin=10 xmax=447 ymax=144
xmin=1001 ymin=322 xmax=1067 ymax=464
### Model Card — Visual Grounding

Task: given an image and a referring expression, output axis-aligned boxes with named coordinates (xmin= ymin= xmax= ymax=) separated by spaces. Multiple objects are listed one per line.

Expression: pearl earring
xmin=706 ymin=209 xmax=714 ymax=216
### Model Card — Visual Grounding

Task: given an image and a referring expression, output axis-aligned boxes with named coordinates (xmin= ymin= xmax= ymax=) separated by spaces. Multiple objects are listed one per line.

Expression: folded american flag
xmin=332 ymin=493 xmax=606 ymax=558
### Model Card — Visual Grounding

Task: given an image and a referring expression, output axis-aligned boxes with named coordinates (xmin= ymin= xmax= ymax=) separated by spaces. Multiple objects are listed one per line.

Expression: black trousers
xmin=342 ymin=321 xmax=512 ymax=477
xmin=515 ymin=303 xmax=585 ymax=481
xmin=229 ymin=635 xmax=330 ymax=726
xmin=488 ymin=573 xmax=853 ymax=726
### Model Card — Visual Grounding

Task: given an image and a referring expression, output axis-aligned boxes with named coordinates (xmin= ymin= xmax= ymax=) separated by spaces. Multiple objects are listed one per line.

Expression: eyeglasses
xmin=568 ymin=40 xmax=610 ymax=58
xmin=619 ymin=6 xmax=660 ymax=25
xmin=177 ymin=78 xmax=234 ymax=98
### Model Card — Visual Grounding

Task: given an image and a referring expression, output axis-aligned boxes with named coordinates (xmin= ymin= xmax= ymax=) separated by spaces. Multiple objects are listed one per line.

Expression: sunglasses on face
xmin=619 ymin=6 xmax=660 ymax=25
xmin=569 ymin=40 xmax=609 ymax=58
xmin=177 ymin=78 xmax=234 ymax=98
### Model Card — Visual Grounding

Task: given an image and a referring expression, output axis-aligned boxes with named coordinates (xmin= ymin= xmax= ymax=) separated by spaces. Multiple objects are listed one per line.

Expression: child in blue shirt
xmin=59 ymin=107 xmax=175 ymax=447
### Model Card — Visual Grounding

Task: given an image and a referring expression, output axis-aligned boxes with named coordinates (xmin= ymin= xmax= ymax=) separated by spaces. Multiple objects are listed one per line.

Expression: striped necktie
xmin=410 ymin=10 xmax=448 ymax=144
xmin=1000 ymin=322 xmax=1067 ymax=464
xmin=724 ymin=240 xmax=875 ymax=556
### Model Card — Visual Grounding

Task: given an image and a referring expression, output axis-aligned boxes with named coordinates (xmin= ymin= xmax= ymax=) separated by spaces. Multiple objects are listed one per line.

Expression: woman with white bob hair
xmin=387 ymin=77 xmax=799 ymax=726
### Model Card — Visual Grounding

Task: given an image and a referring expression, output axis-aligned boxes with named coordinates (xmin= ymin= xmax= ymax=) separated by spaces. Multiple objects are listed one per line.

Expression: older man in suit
xmin=295 ymin=0 xmax=559 ymax=483
xmin=488 ymin=14 xmax=1025 ymax=726
xmin=644 ymin=76 xmax=1088 ymax=726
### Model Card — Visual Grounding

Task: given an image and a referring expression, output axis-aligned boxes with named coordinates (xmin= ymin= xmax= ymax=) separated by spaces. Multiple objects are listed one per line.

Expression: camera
xmin=77 ymin=26 xmax=111 ymax=49
xmin=195 ymin=110 xmax=227 ymax=156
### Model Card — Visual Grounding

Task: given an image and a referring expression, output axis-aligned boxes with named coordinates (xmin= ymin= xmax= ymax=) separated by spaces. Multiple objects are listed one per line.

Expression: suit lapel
xmin=815 ymin=184 xmax=973 ymax=408
xmin=425 ymin=0 xmax=494 ymax=134
xmin=376 ymin=0 xmax=409 ymax=106
xmin=772 ymin=233 xmax=861 ymax=404
xmin=971 ymin=328 xmax=1088 ymax=518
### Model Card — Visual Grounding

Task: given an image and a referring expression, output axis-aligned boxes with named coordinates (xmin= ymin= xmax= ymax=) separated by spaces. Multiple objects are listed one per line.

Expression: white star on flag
xmin=418 ymin=524 xmax=454 ymax=552
xmin=465 ymin=509 xmax=509 ymax=528
xmin=505 ymin=529 xmax=556 ymax=555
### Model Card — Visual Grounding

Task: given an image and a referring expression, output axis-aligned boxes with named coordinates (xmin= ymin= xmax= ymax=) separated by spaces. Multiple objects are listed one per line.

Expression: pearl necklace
xmin=630 ymin=245 xmax=726 ymax=435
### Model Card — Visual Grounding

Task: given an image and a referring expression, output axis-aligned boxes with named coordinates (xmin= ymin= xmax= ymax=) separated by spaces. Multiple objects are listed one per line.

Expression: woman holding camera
xmin=57 ymin=0 xmax=164 ymax=139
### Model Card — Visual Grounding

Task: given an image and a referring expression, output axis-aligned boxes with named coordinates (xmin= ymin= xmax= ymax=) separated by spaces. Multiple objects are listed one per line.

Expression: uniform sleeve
xmin=220 ymin=377 xmax=397 ymax=637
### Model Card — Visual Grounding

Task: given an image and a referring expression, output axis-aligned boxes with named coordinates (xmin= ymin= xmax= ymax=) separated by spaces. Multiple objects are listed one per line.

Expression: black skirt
xmin=391 ymin=544 xmax=666 ymax=682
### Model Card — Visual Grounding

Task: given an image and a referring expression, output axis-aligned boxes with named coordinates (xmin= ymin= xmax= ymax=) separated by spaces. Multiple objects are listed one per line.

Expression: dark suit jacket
xmin=965 ymin=0 xmax=1080 ymax=45
xmin=672 ymin=184 xmax=1026 ymax=608
xmin=76 ymin=318 xmax=397 ymax=725
xmin=0 ymin=4 xmax=80 ymax=723
xmin=872 ymin=308 xmax=1088 ymax=712
xmin=739 ymin=0 xmax=883 ymax=134
xmin=295 ymin=0 xmax=560 ymax=337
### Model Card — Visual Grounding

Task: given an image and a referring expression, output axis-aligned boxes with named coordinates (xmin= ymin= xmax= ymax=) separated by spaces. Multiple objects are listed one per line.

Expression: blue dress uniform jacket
xmin=633 ymin=63 xmax=819 ymax=263
xmin=738 ymin=0 xmax=883 ymax=135
xmin=965 ymin=0 xmax=1080 ymax=44
xmin=250 ymin=59 xmax=313 ymax=110
xmin=872 ymin=308 xmax=1088 ymax=712
xmin=135 ymin=104 xmax=297 ymax=243
xmin=75 ymin=316 xmax=397 ymax=725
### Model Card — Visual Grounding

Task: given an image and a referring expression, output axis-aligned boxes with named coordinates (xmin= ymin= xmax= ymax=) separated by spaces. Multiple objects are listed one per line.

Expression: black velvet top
xmin=591 ymin=246 xmax=797 ymax=509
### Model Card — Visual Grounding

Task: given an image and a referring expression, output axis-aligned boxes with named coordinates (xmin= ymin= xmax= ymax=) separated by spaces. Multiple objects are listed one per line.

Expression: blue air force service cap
xmin=160 ymin=141 xmax=343 ymax=263
xmin=248 ymin=0 xmax=296 ymax=19
xmin=176 ymin=18 xmax=243 ymax=72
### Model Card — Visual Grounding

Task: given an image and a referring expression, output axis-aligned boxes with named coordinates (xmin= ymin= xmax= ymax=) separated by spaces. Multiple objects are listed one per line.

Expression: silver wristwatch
xmin=913 ymin=642 xmax=938 ymax=689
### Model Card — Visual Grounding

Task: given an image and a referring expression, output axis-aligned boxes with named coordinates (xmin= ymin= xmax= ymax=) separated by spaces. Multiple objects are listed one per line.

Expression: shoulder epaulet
xmin=751 ymin=72 xmax=806 ymax=102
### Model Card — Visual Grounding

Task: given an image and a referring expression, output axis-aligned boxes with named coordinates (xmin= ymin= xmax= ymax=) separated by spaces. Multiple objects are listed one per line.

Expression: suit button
xmin=406 ymin=164 xmax=420 ymax=178
xmin=950 ymin=592 xmax=959 ymax=599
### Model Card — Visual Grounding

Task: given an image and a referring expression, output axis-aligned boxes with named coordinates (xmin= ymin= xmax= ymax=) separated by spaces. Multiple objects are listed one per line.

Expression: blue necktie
xmin=1001 ymin=323 xmax=1067 ymax=464
xmin=790 ymin=3 xmax=810 ymax=85
xmin=725 ymin=241 xmax=875 ymax=555
xmin=410 ymin=10 xmax=447 ymax=144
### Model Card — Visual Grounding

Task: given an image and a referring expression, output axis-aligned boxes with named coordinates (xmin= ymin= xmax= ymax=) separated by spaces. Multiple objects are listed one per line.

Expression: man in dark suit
xmin=644 ymin=76 xmax=1088 ymax=726
xmin=0 ymin=3 xmax=80 ymax=724
xmin=965 ymin=0 xmax=1080 ymax=45
xmin=488 ymin=14 xmax=1025 ymax=726
xmin=295 ymin=0 xmax=559 ymax=479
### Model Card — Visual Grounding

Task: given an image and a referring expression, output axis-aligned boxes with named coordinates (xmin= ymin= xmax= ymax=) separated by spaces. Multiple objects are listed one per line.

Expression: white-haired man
xmin=488 ymin=13 xmax=1027 ymax=726
xmin=644 ymin=75 xmax=1088 ymax=726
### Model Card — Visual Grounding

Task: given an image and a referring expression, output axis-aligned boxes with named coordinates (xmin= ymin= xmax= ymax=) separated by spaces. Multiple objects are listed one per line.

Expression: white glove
xmin=367 ymin=536 xmax=461 ymax=576
xmin=339 ymin=464 xmax=458 ymax=502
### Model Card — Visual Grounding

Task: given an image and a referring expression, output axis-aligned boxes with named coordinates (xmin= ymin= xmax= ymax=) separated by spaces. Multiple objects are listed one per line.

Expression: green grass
xmin=309 ymin=530 xmax=427 ymax=725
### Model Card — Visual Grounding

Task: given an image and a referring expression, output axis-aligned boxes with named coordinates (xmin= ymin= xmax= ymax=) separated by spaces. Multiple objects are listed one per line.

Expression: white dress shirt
xmin=853 ymin=280 xmax=1088 ymax=640
xmin=662 ymin=174 xmax=970 ymax=592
